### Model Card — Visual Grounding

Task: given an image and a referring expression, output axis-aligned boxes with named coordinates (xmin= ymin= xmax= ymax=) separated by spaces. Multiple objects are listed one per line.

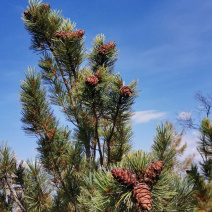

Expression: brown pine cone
xmin=98 ymin=41 xmax=116 ymax=55
xmin=120 ymin=86 xmax=132 ymax=97
xmin=133 ymin=183 xmax=152 ymax=211
xmin=85 ymin=75 xmax=99 ymax=87
xmin=111 ymin=167 xmax=138 ymax=188
xmin=154 ymin=161 xmax=163 ymax=175
xmin=144 ymin=161 xmax=163 ymax=185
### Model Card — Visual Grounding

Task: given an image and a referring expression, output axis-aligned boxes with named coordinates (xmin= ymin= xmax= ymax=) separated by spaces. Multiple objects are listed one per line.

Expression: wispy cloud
xmin=132 ymin=110 xmax=167 ymax=124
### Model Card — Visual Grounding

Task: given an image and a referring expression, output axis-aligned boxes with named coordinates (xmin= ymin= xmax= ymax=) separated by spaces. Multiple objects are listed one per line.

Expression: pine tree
xmin=78 ymin=122 xmax=195 ymax=211
xmin=21 ymin=0 xmax=137 ymax=168
xmin=186 ymin=118 xmax=212 ymax=211
xmin=0 ymin=0 xmax=197 ymax=211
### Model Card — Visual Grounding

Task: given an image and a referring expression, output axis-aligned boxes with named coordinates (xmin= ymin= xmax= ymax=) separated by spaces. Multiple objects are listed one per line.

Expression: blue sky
xmin=0 ymin=0 xmax=212 ymax=161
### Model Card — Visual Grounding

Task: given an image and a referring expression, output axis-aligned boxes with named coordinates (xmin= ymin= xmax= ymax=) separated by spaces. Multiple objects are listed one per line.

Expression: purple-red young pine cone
xmin=133 ymin=183 xmax=152 ymax=211
xmin=143 ymin=161 xmax=163 ymax=185
xmin=71 ymin=30 xmax=85 ymax=38
xmin=120 ymin=86 xmax=132 ymax=97
xmin=111 ymin=167 xmax=138 ymax=188
xmin=55 ymin=30 xmax=84 ymax=40
xmin=43 ymin=3 xmax=50 ymax=9
xmin=98 ymin=41 xmax=116 ymax=55
xmin=24 ymin=10 xmax=30 ymax=16
xmin=85 ymin=75 xmax=99 ymax=87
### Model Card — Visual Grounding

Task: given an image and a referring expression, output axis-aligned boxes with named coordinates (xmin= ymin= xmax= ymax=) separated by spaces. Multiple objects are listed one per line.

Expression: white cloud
xmin=132 ymin=110 xmax=167 ymax=124
xmin=178 ymin=111 xmax=192 ymax=119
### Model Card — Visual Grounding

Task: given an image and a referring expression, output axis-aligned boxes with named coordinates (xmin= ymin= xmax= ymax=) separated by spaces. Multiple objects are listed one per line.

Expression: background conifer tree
xmin=186 ymin=118 xmax=212 ymax=211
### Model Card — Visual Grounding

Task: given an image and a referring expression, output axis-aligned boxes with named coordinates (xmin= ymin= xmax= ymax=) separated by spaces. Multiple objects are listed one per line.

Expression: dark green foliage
xmin=152 ymin=122 xmax=177 ymax=169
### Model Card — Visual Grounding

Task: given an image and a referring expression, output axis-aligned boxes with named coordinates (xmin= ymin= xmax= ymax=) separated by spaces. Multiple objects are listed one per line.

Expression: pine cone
xmin=56 ymin=30 xmax=84 ymax=40
xmin=144 ymin=161 xmax=163 ymax=185
xmin=55 ymin=31 xmax=67 ymax=39
xmin=24 ymin=10 xmax=29 ymax=16
xmin=43 ymin=3 xmax=50 ymax=10
xmin=133 ymin=183 xmax=152 ymax=211
xmin=98 ymin=41 xmax=116 ymax=55
xmin=70 ymin=30 xmax=85 ymax=38
xmin=111 ymin=167 xmax=138 ymax=188
xmin=23 ymin=10 xmax=31 ymax=19
xmin=120 ymin=86 xmax=132 ymax=97
xmin=85 ymin=75 xmax=99 ymax=87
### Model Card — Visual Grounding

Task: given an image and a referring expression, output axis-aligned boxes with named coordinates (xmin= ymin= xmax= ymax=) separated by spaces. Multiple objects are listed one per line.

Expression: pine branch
xmin=106 ymin=96 xmax=122 ymax=166
xmin=4 ymin=175 xmax=26 ymax=211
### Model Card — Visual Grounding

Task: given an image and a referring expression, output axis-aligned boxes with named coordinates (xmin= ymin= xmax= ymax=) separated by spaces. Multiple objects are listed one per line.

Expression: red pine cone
xmin=23 ymin=10 xmax=32 ymax=19
xmin=120 ymin=86 xmax=132 ymax=97
xmin=133 ymin=183 xmax=152 ymax=211
xmin=85 ymin=75 xmax=99 ymax=87
xmin=144 ymin=161 xmax=163 ymax=185
xmin=98 ymin=41 xmax=116 ymax=55
xmin=55 ymin=31 xmax=65 ymax=39
xmin=43 ymin=3 xmax=50 ymax=9
xmin=111 ymin=167 xmax=138 ymax=188
xmin=24 ymin=10 xmax=30 ymax=16
xmin=55 ymin=30 xmax=84 ymax=40
xmin=70 ymin=30 xmax=85 ymax=38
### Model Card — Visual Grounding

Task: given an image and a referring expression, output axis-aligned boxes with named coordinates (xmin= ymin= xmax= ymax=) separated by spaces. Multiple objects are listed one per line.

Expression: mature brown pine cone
xmin=98 ymin=41 xmax=116 ymax=55
xmin=133 ymin=183 xmax=152 ymax=211
xmin=111 ymin=167 xmax=138 ymax=188
xmin=154 ymin=161 xmax=163 ymax=174
xmin=120 ymin=86 xmax=132 ymax=97
xmin=144 ymin=161 xmax=163 ymax=185
xmin=85 ymin=75 xmax=99 ymax=87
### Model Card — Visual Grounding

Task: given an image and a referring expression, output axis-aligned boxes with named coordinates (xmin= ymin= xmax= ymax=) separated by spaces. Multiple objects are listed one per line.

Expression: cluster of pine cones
xmin=111 ymin=161 xmax=163 ymax=211
xmin=55 ymin=30 xmax=85 ymax=40
xmin=98 ymin=41 xmax=116 ymax=55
